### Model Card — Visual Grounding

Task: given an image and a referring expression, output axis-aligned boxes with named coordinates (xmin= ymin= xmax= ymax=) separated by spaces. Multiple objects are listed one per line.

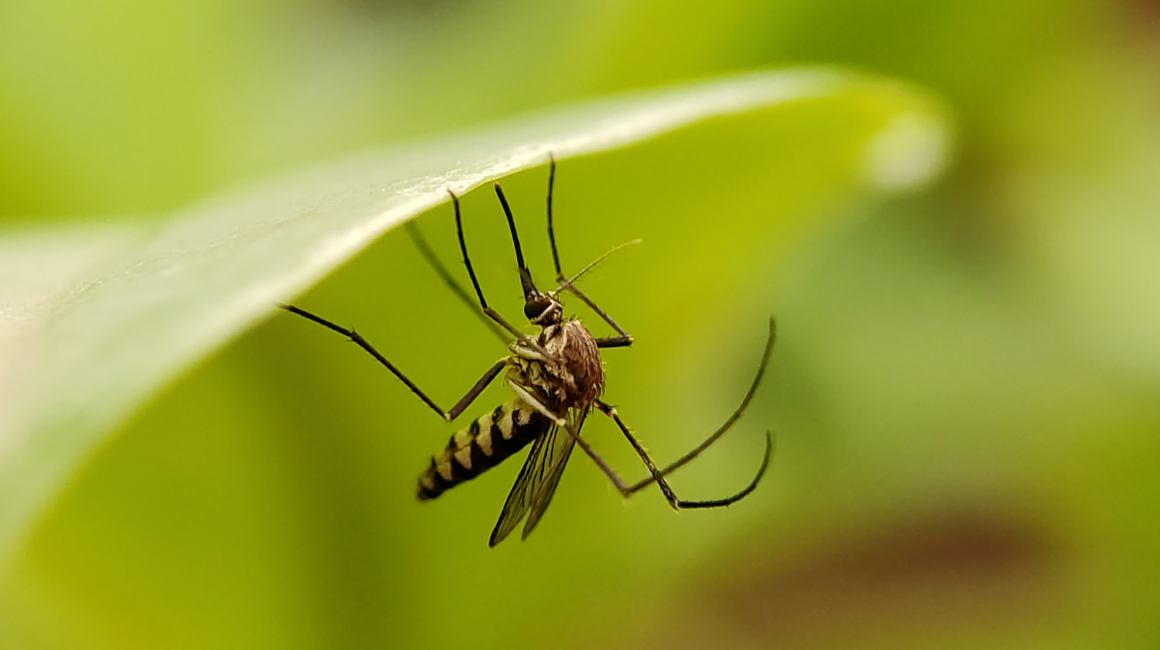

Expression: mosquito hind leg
xmin=553 ymin=402 xmax=771 ymax=510
xmin=280 ymin=304 xmax=506 ymax=422
xmin=592 ymin=400 xmax=680 ymax=508
xmin=556 ymin=313 xmax=776 ymax=509
xmin=595 ymin=400 xmax=772 ymax=509
xmin=502 ymin=379 xmax=697 ymax=506
xmin=573 ymin=317 xmax=777 ymax=507
xmin=624 ymin=317 xmax=776 ymax=492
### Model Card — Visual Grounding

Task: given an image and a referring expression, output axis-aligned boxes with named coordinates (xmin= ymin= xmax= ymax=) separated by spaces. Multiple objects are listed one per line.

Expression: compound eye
xmin=524 ymin=299 xmax=550 ymax=320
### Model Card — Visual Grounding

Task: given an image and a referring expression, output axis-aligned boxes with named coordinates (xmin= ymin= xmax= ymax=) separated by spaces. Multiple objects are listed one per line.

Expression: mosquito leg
xmin=543 ymin=157 xmax=634 ymax=346
xmin=449 ymin=190 xmax=552 ymax=359
xmin=506 ymin=382 xmax=567 ymax=427
xmin=594 ymin=401 xmax=772 ymax=509
xmin=559 ymin=418 xmax=637 ymax=496
xmin=625 ymin=317 xmax=777 ymax=493
xmin=547 ymin=155 xmax=563 ymax=278
xmin=559 ymin=281 xmax=634 ymax=345
xmin=446 ymin=361 xmax=508 ymax=421
xmin=554 ymin=404 xmax=769 ymax=509
xmin=595 ymin=336 xmax=634 ymax=349
xmin=280 ymin=304 xmax=505 ymax=422
xmin=492 ymin=183 xmax=538 ymax=303
xmin=592 ymin=401 xmax=680 ymax=508
xmin=510 ymin=345 xmax=555 ymax=365
xmin=405 ymin=221 xmax=509 ymax=346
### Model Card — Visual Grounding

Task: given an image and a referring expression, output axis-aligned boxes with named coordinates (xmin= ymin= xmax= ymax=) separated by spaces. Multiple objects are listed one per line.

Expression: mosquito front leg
xmin=543 ymin=156 xmax=634 ymax=348
xmin=559 ymin=281 xmax=634 ymax=348
xmin=449 ymin=190 xmax=554 ymax=360
xmin=594 ymin=335 xmax=634 ymax=349
xmin=280 ymin=304 xmax=505 ymax=422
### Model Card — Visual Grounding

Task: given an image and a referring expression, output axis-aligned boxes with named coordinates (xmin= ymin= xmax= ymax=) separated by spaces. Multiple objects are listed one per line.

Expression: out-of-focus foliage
xmin=1 ymin=0 xmax=1158 ymax=649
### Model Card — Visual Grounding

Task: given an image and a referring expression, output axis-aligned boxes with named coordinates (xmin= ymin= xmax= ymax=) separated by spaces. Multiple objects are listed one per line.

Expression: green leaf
xmin=0 ymin=68 xmax=947 ymax=571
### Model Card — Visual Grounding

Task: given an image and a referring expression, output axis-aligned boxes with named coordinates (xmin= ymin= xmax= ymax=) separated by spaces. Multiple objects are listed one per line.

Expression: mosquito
xmin=280 ymin=158 xmax=776 ymax=547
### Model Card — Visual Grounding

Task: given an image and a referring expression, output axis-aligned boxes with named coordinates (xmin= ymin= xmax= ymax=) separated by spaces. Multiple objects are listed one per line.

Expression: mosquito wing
xmin=521 ymin=408 xmax=586 ymax=540
xmin=488 ymin=407 xmax=585 ymax=547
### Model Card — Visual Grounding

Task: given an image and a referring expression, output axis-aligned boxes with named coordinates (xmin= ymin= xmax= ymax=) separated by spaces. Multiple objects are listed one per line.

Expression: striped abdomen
xmin=417 ymin=400 xmax=549 ymax=501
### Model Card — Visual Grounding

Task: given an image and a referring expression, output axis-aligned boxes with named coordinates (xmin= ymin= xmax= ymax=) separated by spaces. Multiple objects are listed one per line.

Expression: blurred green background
xmin=3 ymin=1 xmax=1160 ymax=649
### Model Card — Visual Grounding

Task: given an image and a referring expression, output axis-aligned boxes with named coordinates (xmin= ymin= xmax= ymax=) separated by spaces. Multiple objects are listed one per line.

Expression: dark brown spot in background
xmin=615 ymin=508 xmax=1065 ymax=649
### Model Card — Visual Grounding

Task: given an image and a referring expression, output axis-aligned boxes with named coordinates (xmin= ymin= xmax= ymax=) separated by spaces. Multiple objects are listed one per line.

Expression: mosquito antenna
xmin=553 ymin=239 xmax=641 ymax=295
xmin=546 ymin=155 xmax=563 ymax=278
xmin=494 ymin=182 xmax=538 ymax=300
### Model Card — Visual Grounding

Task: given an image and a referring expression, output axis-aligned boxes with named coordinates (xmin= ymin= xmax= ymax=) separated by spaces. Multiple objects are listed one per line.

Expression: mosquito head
xmin=524 ymin=291 xmax=563 ymax=326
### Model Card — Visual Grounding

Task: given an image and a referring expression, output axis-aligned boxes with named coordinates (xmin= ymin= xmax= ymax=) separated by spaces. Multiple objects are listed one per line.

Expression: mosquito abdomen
xmin=417 ymin=400 xmax=548 ymax=501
